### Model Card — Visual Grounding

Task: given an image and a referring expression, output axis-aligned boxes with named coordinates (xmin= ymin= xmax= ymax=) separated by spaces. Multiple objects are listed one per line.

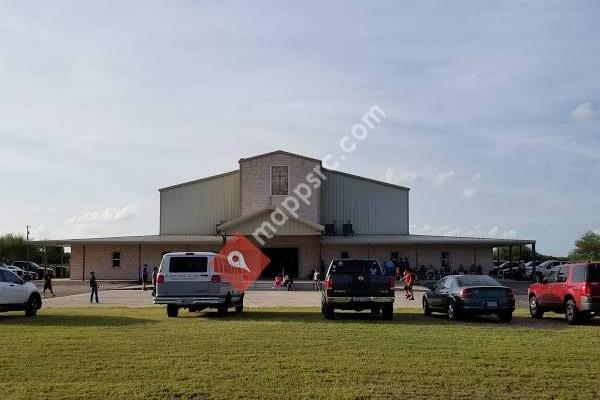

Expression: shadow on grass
xmin=182 ymin=309 xmax=593 ymax=330
xmin=0 ymin=314 xmax=152 ymax=327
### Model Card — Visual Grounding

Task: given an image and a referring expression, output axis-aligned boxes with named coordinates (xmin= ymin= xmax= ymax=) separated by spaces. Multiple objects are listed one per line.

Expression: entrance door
xmin=261 ymin=248 xmax=299 ymax=278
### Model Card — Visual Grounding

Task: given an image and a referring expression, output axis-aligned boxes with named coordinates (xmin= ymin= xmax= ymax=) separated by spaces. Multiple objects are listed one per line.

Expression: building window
xmin=271 ymin=166 xmax=289 ymax=195
xmin=341 ymin=251 xmax=349 ymax=259
xmin=441 ymin=251 xmax=450 ymax=269
xmin=112 ymin=252 xmax=121 ymax=268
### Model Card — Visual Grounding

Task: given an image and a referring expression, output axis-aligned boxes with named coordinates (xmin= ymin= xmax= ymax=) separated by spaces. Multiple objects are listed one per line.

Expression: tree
xmin=0 ymin=234 xmax=69 ymax=265
xmin=569 ymin=231 xmax=600 ymax=261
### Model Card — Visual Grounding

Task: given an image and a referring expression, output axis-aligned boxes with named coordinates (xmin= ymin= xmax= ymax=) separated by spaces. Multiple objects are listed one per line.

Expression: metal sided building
xmin=36 ymin=150 xmax=535 ymax=280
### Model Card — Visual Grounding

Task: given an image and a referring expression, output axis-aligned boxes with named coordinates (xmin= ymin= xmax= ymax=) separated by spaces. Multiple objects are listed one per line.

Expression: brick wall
xmin=240 ymin=153 xmax=321 ymax=223
xmin=70 ymin=243 xmax=221 ymax=281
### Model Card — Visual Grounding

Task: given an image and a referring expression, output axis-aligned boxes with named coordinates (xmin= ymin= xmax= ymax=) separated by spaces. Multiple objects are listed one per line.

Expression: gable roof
xmin=238 ymin=149 xmax=321 ymax=164
xmin=217 ymin=207 xmax=324 ymax=235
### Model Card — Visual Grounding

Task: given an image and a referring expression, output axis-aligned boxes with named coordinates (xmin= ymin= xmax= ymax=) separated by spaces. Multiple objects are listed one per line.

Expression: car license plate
xmin=487 ymin=301 xmax=498 ymax=307
xmin=354 ymin=297 xmax=369 ymax=302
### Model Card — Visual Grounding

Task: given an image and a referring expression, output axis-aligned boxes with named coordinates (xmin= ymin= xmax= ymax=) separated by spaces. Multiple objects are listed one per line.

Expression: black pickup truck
xmin=321 ymin=259 xmax=395 ymax=320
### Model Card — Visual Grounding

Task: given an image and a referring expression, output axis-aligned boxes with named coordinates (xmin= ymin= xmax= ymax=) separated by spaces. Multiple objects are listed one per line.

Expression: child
xmin=402 ymin=270 xmax=415 ymax=301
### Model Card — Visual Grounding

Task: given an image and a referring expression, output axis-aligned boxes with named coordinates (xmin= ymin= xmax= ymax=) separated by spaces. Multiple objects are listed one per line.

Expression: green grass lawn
xmin=1 ymin=307 xmax=600 ymax=400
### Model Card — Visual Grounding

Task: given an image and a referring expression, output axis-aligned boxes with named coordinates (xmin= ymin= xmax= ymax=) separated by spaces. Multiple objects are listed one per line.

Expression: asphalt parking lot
xmin=39 ymin=279 xmax=531 ymax=309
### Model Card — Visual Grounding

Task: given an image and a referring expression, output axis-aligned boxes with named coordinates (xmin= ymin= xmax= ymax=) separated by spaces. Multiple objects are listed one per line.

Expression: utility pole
xmin=26 ymin=225 xmax=31 ymax=263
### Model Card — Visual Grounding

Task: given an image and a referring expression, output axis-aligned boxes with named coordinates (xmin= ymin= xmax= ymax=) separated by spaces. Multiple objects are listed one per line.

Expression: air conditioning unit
xmin=324 ymin=224 xmax=336 ymax=236
xmin=342 ymin=222 xmax=354 ymax=236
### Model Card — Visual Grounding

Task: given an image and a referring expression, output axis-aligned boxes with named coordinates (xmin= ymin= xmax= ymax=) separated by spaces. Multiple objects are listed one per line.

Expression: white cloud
xmin=461 ymin=188 xmax=478 ymax=199
xmin=569 ymin=101 xmax=597 ymax=123
xmin=432 ymin=170 xmax=455 ymax=187
xmin=67 ymin=205 xmax=139 ymax=224
xmin=384 ymin=168 xmax=421 ymax=186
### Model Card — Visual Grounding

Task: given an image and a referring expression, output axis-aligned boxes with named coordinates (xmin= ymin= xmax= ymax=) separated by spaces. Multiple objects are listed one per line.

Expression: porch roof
xmin=320 ymin=234 xmax=535 ymax=247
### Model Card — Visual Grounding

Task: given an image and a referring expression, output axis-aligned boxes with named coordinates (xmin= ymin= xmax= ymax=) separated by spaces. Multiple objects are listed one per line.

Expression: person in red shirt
xmin=402 ymin=270 xmax=415 ymax=300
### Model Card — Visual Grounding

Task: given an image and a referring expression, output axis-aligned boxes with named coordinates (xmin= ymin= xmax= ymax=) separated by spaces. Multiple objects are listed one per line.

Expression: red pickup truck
xmin=528 ymin=262 xmax=600 ymax=324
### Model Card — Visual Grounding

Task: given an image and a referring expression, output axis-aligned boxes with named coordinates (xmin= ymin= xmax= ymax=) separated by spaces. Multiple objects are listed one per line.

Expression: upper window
xmin=271 ymin=166 xmax=289 ymax=195
xmin=112 ymin=252 xmax=121 ymax=268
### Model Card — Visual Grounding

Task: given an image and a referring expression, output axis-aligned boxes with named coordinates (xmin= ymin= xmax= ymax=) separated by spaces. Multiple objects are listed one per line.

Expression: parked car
xmin=526 ymin=260 xmax=563 ymax=283
xmin=496 ymin=261 xmax=527 ymax=280
xmin=321 ymin=259 xmax=395 ymax=320
xmin=528 ymin=262 xmax=600 ymax=324
xmin=422 ymin=275 xmax=515 ymax=322
xmin=3 ymin=265 xmax=25 ymax=279
xmin=11 ymin=261 xmax=54 ymax=280
xmin=153 ymin=252 xmax=244 ymax=318
xmin=0 ymin=267 xmax=43 ymax=316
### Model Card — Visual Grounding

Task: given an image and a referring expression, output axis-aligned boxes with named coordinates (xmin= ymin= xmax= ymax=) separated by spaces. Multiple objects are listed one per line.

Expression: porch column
xmin=82 ymin=245 xmax=86 ymax=281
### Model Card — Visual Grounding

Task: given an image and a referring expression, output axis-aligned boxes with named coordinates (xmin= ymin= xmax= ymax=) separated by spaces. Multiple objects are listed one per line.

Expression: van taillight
xmin=388 ymin=276 xmax=396 ymax=290
xmin=211 ymin=275 xmax=222 ymax=283
xmin=325 ymin=277 xmax=333 ymax=289
xmin=505 ymin=288 xmax=514 ymax=298
xmin=582 ymin=282 xmax=591 ymax=296
xmin=156 ymin=273 xmax=164 ymax=284
xmin=459 ymin=288 xmax=473 ymax=298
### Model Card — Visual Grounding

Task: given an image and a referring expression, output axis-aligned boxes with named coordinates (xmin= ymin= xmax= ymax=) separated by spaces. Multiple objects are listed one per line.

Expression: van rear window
xmin=169 ymin=257 xmax=208 ymax=273
xmin=329 ymin=260 xmax=383 ymax=276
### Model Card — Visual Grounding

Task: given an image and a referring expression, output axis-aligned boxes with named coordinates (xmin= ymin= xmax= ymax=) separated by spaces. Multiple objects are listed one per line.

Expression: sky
xmin=1 ymin=1 xmax=599 ymax=256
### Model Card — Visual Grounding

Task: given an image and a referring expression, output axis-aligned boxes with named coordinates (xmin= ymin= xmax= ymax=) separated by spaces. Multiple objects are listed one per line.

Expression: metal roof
xmin=217 ymin=207 xmax=324 ymax=232
xmin=238 ymin=149 xmax=322 ymax=164
xmin=320 ymin=234 xmax=535 ymax=246
xmin=30 ymin=235 xmax=223 ymax=247
xmin=158 ymin=170 xmax=239 ymax=192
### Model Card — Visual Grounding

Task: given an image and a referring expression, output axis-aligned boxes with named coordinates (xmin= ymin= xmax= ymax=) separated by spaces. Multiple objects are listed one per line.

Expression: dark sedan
xmin=422 ymin=275 xmax=515 ymax=322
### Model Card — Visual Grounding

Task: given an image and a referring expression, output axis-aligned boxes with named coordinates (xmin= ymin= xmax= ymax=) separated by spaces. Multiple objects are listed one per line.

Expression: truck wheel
xmin=217 ymin=305 xmax=229 ymax=317
xmin=323 ymin=303 xmax=334 ymax=320
xmin=565 ymin=299 xmax=580 ymax=325
xmin=381 ymin=304 xmax=393 ymax=320
xmin=167 ymin=305 xmax=179 ymax=318
xmin=235 ymin=302 xmax=244 ymax=314
xmin=24 ymin=294 xmax=41 ymax=317
xmin=529 ymin=295 xmax=544 ymax=319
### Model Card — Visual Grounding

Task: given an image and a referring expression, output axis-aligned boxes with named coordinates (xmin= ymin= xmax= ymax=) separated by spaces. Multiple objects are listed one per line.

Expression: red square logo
xmin=210 ymin=234 xmax=270 ymax=292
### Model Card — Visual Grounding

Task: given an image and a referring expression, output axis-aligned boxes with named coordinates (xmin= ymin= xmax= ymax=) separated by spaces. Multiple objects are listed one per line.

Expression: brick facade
xmin=70 ymin=243 xmax=221 ymax=281
xmin=240 ymin=153 xmax=321 ymax=223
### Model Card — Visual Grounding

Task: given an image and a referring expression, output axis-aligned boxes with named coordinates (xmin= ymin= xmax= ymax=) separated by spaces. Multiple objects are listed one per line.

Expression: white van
xmin=153 ymin=252 xmax=244 ymax=317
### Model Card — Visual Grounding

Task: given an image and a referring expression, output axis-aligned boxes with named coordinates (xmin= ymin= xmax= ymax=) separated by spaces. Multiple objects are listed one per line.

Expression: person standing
xmin=151 ymin=267 xmax=158 ymax=297
xmin=312 ymin=269 xmax=320 ymax=290
xmin=402 ymin=270 xmax=415 ymax=301
xmin=142 ymin=264 xmax=149 ymax=291
xmin=90 ymin=271 xmax=99 ymax=304
xmin=43 ymin=270 xmax=55 ymax=298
